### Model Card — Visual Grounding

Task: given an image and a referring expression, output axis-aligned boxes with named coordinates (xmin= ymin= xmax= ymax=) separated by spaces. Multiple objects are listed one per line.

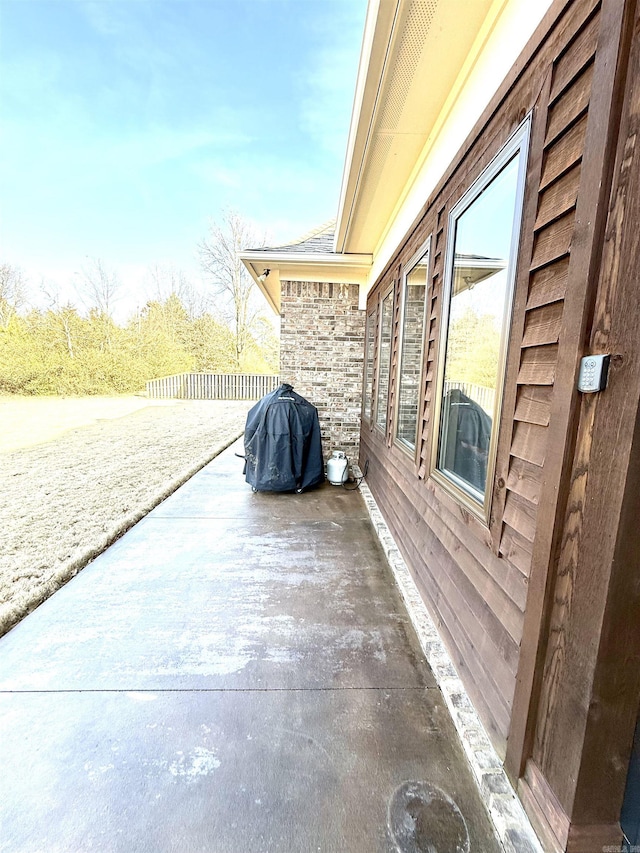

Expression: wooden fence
xmin=146 ymin=373 xmax=280 ymax=401
xmin=444 ymin=380 xmax=496 ymax=417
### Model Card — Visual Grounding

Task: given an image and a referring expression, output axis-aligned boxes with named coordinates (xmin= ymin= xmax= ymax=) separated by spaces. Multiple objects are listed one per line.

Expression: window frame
xmin=362 ymin=305 xmax=378 ymax=424
xmin=429 ymin=116 xmax=531 ymax=523
xmin=394 ymin=236 xmax=431 ymax=458
xmin=374 ymin=283 xmax=395 ymax=436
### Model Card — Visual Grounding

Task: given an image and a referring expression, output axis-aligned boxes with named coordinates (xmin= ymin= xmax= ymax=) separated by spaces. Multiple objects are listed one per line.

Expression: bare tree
xmin=39 ymin=280 xmax=78 ymax=359
xmin=76 ymin=258 xmax=121 ymax=319
xmin=74 ymin=258 xmax=122 ymax=349
xmin=198 ymin=210 xmax=266 ymax=370
xmin=0 ymin=263 xmax=27 ymax=329
xmin=145 ymin=263 xmax=208 ymax=320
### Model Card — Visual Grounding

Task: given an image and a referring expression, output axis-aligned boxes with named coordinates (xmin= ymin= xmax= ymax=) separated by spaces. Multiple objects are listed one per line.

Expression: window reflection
xmin=364 ymin=309 xmax=376 ymax=420
xmin=437 ymin=151 xmax=522 ymax=500
xmin=376 ymin=290 xmax=393 ymax=430
xmin=396 ymin=246 xmax=429 ymax=450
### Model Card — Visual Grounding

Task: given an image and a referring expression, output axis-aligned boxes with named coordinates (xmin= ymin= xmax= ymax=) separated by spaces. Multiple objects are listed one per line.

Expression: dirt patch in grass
xmin=0 ymin=397 xmax=252 ymax=636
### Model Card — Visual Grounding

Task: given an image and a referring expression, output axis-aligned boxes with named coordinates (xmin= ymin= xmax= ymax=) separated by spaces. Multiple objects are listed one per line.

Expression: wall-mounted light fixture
xmin=257 ymin=268 xmax=270 ymax=283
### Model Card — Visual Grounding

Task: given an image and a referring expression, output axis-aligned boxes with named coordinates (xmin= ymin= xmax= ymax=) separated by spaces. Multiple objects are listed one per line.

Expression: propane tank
xmin=327 ymin=450 xmax=348 ymax=485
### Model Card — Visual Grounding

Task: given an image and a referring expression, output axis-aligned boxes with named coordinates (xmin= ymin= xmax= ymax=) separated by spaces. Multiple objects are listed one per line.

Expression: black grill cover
xmin=244 ymin=383 xmax=324 ymax=492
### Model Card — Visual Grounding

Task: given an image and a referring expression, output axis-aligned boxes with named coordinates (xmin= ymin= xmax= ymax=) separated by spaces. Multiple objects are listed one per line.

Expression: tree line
xmin=0 ymin=213 xmax=279 ymax=396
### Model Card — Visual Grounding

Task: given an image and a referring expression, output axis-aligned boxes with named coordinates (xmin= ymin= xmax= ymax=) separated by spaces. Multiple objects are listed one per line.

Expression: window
xmin=363 ymin=308 xmax=377 ymax=421
xmin=432 ymin=119 xmax=530 ymax=516
xmin=375 ymin=288 xmax=394 ymax=431
xmin=396 ymin=239 xmax=430 ymax=452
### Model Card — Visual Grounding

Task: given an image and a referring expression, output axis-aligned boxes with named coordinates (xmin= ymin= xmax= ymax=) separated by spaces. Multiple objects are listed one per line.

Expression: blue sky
xmin=0 ymin=0 xmax=367 ymax=318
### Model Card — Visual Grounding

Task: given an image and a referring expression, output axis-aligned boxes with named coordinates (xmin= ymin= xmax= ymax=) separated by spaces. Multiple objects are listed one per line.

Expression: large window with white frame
xmin=432 ymin=118 xmax=530 ymax=518
xmin=395 ymin=239 xmax=430 ymax=453
xmin=375 ymin=287 xmax=394 ymax=431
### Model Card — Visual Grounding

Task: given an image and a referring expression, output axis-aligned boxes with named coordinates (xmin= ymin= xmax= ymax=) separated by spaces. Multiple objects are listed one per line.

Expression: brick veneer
xmin=280 ymin=280 xmax=365 ymax=461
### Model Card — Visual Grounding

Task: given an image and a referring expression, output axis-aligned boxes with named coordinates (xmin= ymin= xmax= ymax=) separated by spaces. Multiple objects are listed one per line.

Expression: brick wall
xmin=280 ymin=280 xmax=365 ymax=461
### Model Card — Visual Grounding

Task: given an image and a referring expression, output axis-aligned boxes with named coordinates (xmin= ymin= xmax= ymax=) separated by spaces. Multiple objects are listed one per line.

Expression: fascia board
xmin=366 ymin=0 xmax=553 ymax=288
xmin=240 ymin=258 xmax=281 ymax=314
xmin=334 ymin=0 xmax=401 ymax=253
xmin=239 ymin=251 xmax=373 ymax=315
xmin=240 ymin=250 xmax=371 ymax=267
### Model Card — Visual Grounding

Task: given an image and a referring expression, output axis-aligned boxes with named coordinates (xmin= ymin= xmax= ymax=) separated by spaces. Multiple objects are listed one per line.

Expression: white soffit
xmin=335 ymin=0 xmax=499 ymax=255
xmin=239 ymin=251 xmax=372 ymax=314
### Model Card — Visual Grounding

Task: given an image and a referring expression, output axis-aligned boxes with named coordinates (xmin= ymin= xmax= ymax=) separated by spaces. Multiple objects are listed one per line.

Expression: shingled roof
xmin=239 ymin=218 xmax=371 ymax=314
xmin=252 ymin=220 xmax=336 ymax=256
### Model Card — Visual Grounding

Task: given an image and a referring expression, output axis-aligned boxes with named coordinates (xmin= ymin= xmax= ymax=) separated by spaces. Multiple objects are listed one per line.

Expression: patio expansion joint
xmin=145 ymin=514 xmax=372 ymax=522
xmin=0 ymin=686 xmax=437 ymax=695
xmin=354 ymin=471 xmax=544 ymax=853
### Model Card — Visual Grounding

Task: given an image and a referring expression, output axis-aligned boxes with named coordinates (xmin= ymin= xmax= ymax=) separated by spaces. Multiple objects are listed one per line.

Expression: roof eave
xmin=240 ymin=250 xmax=373 ymax=315
xmin=334 ymin=0 xmax=400 ymax=254
xmin=334 ymin=0 xmax=510 ymax=258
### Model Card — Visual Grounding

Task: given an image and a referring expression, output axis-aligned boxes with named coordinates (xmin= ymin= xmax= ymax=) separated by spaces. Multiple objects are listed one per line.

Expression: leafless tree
xmin=74 ymin=258 xmax=122 ymax=349
xmin=76 ymin=257 xmax=121 ymax=319
xmin=198 ymin=210 xmax=266 ymax=369
xmin=145 ymin=263 xmax=208 ymax=320
xmin=0 ymin=263 xmax=27 ymax=329
xmin=39 ymin=280 xmax=78 ymax=359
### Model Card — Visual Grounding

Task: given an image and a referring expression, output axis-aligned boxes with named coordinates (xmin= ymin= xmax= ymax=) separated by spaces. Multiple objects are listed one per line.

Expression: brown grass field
xmin=0 ymin=396 xmax=252 ymax=636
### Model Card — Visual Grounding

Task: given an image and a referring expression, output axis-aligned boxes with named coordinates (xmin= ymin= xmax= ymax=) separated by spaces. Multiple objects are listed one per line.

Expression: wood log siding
xmin=361 ymin=0 xmax=604 ymax=757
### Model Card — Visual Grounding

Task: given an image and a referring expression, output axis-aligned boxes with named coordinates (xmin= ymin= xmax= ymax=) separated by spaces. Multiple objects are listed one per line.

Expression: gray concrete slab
xmin=0 ymin=440 xmax=502 ymax=853
xmin=149 ymin=479 xmax=372 ymax=521
xmin=0 ymin=517 xmax=431 ymax=692
xmin=1 ymin=689 xmax=493 ymax=853
xmin=147 ymin=439 xmax=370 ymax=522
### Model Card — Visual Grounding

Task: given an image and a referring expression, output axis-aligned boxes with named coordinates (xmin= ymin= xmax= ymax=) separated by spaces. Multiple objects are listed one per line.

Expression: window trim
xmin=429 ymin=116 xmax=531 ymax=523
xmin=394 ymin=236 xmax=431 ymax=458
xmin=374 ymin=283 xmax=395 ymax=436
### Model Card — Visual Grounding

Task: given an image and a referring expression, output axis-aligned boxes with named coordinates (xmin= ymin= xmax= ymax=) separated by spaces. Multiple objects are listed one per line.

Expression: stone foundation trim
xmin=355 ymin=471 xmax=543 ymax=853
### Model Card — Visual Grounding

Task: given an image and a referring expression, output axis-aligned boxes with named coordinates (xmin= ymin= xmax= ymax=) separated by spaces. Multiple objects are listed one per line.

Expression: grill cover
xmin=244 ymin=383 xmax=324 ymax=492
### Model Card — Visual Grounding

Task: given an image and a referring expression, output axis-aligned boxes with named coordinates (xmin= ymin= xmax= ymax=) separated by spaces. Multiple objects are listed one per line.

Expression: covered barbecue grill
xmin=243 ymin=383 xmax=324 ymax=492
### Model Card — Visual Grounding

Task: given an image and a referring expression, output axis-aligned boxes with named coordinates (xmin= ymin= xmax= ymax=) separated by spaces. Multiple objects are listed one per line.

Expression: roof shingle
xmin=246 ymin=220 xmax=336 ymax=255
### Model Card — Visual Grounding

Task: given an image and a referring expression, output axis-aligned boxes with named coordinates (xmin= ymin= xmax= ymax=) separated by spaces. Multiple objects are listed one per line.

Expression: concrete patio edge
xmin=0 ymin=430 xmax=244 ymax=639
xmin=354 ymin=470 xmax=544 ymax=853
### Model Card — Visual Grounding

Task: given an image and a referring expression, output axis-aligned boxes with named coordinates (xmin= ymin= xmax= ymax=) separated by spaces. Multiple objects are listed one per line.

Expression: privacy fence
xmin=146 ymin=373 xmax=280 ymax=401
xmin=444 ymin=380 xmax=496 ymax=417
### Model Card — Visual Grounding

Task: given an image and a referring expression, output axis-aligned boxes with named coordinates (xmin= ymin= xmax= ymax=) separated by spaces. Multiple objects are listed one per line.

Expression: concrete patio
xmin=0 ymin=438 xmax=501 ymax=852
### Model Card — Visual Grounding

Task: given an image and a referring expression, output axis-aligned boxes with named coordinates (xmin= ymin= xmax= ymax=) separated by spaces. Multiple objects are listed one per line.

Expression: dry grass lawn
xmin=0 ymin=396 xmax=252 ymax=636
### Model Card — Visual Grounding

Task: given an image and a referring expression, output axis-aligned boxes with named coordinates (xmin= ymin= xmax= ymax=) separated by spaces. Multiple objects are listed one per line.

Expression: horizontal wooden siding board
xmin=364 ymin=433 xmax=525 ymax=645
xmin=526 ymin=257 xmax=570 ymax=309
xmin=534 ymin=163 xmax=581 ymax=229
xmin=499 ymin=524 xmax=534 ymax=578
xmin=549 ymin=7 xmax=601 ymax=103
xmin=546 ymin=62 xmax=594 ymax=144
xmin=507 ymin=456 xmax=544 ymax=505
xmin=540 ymin=113 xmax=588 ymax=189
xmin=517 ymin=345 xmax=559 ymax=385
xmin=514 ymin=385 xmax=553 ymax=426
xmin=522 ymin=302 xmax=564 ymax=347
xmin=531 ymin=210 xmax=576 ymax=269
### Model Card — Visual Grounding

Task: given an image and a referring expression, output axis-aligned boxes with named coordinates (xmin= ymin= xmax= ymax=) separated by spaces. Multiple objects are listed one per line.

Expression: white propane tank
xmin=327 ymin=450 xmax=348 ymax=485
